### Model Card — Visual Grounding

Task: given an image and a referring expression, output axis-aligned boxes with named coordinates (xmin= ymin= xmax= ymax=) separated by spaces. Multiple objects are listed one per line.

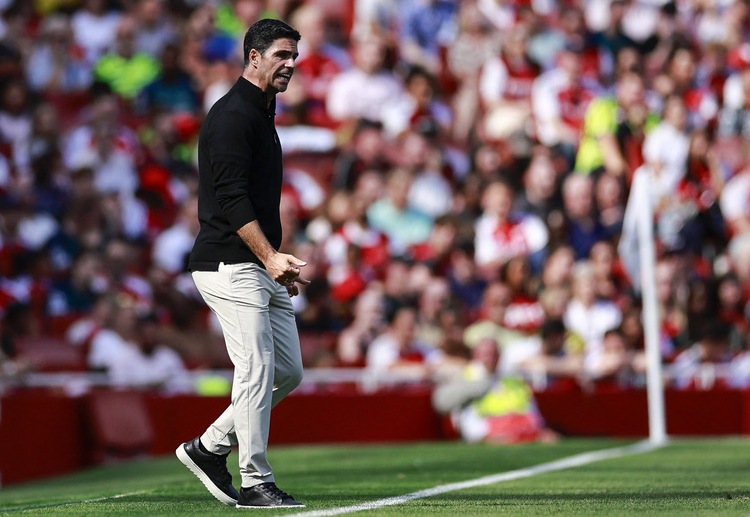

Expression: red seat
xmin=14 ymin=336 xmax=87 ymax=372
xmin=86 ymin=389 xmax=154 ymax=463
xmin=298 ymin=331 xmax=338 ymax=367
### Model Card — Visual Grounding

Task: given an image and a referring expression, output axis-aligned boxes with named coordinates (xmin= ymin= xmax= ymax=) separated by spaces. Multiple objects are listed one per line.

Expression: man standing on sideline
xmin=176 ymin=19 xmax=308 ymax=509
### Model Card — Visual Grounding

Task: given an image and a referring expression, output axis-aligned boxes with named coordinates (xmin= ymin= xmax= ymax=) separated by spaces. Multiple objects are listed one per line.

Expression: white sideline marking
xmin=3 ymin=490 xmax=146 ymax=512
xmin=288 ymin=440 xmax=664 ymax=517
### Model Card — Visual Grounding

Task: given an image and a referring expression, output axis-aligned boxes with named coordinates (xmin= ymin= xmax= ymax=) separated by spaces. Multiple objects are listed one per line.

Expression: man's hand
xmin=236 ymin=221 xmax=310 ymax=296
xmin=265 ymin=252 xmax=310 ymax=296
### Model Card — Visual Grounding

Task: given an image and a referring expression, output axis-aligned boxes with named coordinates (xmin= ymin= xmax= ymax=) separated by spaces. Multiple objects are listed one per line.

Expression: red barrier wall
xmin=2 ymin=386 xmax=749 ymax=486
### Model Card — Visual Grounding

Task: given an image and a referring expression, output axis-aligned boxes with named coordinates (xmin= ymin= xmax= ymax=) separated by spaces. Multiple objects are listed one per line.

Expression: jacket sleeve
xmin=431 ymin=377 xmax=493 ymax=415
xmin=206 ymin=110 xmax=258 ymax=231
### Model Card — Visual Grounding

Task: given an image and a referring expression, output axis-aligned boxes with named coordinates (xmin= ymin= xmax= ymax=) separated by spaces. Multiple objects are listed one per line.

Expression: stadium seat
xmin=86 ymin=389 xmax=154 ymax=463
xmin=298 ymin=331 xmax=338 ymax=367
xmin=14 ymin=335 xmax=87 ymax=372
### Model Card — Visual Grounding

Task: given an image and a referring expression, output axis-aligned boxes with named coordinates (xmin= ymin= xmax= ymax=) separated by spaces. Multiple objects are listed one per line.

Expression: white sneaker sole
xmin=176 ymin=443 xmax=238 ymax=506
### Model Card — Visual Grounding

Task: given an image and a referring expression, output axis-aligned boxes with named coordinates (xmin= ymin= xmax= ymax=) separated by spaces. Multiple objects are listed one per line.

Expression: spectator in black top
xmin=177 ymin=19 xmax=306 ymax=510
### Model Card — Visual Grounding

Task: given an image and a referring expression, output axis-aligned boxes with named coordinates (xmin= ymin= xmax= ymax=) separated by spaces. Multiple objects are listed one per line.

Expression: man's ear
xmin=249 ymin=49 xmax=259 ymax=67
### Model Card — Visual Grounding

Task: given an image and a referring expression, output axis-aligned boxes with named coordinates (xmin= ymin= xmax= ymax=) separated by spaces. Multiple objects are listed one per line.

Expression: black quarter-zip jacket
xmin=189 ymin=77 xmax=283 ymax=272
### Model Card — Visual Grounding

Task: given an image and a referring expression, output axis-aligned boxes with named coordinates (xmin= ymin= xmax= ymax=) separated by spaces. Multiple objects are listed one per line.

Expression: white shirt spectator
xmin=71 ymin=7 xmax=122 ymax=63
xmin=17 ymin=212 xmax=58 ymax=250
xmin=108 ymin=343 xmax=189 ymax=391
xmin=87 ymin=328 xmax=132 ymax=371
xmin=366 ymin=332 xmax=442 ymax=373
xmin=152 ymin=222 xmax=196 ymax=274
xmin=729 ymin=351 xmax=750 ymax=388
xmin=719 ymin=168 xmax=750 ymax=228
xmin=642 ymin=121 xmax=690 ymax=198
xmin=380 ymin=93 xmax=453 ymax=138
xmin=474 ymin=213 xmax=549 ymax=267
xmin=63 ymin=129 xmax=139 ymax=197
xmin=408 ymin=170 xmax=453 ymax=219
xmin=477 ymin=0 xmax=516 ymax=31
xmin=479 ymin=56 xmax=511 ymax=107
xmin=326 ymin=68 xmax=404 ymax=123
xmin=563 ymin=298 xmax=621 ymax=355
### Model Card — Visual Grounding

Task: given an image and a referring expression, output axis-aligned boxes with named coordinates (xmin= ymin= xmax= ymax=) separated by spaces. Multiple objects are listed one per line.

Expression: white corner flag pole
xmin=634 ymin=171 xmax=668 ymax=445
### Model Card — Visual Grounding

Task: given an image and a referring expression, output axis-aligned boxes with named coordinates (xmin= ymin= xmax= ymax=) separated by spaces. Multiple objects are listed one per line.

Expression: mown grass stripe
xmin=0 ymin=490 xmax=146 ymax=513
xmin=287 ymin=440 xmax=664 ymax=517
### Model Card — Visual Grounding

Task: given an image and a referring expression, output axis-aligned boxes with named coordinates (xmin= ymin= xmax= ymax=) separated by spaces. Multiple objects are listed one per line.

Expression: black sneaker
xmin=236 ymin=482 xmax=305 ymax=509
xmin=176 ymin=437 xmax=239 ymax=506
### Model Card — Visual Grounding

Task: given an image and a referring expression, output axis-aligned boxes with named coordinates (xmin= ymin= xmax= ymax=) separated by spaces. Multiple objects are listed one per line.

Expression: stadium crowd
xmin=0 ymin=0 xmax=750 ymax=395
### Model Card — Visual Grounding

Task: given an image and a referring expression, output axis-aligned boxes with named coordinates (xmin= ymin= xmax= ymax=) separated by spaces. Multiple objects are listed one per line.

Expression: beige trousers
xmin=192 ymin=262 xmax=303 ymax=488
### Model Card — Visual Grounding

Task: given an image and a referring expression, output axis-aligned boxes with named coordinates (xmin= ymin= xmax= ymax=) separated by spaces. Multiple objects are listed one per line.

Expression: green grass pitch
xmin=1 ymin=438 xmax=749 ymax=516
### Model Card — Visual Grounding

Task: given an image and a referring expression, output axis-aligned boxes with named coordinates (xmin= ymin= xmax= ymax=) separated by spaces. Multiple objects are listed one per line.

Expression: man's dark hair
xmin=243 ymin=18 xmax=301 ymax=66
xmin=540 ymin=318 xmax=566 ymax=339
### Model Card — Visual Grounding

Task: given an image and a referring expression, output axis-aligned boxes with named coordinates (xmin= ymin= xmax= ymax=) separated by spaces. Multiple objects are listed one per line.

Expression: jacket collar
xmin=234 ymin=76 xmax=276 ymax=115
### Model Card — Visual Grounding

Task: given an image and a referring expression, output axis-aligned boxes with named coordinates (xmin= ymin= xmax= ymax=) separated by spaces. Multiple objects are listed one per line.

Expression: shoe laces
xmin=209 ymin=453 xmax=232 ymax=484
xmin=257 ymin=482 xmax=291 ymax=502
